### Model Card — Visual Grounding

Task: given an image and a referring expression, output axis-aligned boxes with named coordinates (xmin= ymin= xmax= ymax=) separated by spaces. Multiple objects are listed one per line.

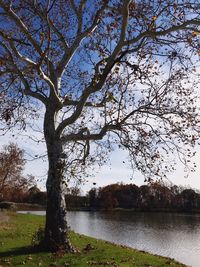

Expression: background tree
xmin=27 ymin=185 xmax=47 ymax=206
xmin=0 ymin=143 xmax=35 ymax=202
xmin=87 ymin=182 xmax=200 ymax=212
xmin=0 ymin=0 xmax=200 ymax=252
xmin=88 ymin=187 xmax=99 ymax=210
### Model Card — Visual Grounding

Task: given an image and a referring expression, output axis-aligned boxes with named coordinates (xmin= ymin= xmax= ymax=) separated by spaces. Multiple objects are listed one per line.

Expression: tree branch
xmin=56 ymin=1 xmax=130 ymax=137
xmin=0 ymin=41 xmax=47 ymax=104
xmin=61 ymin=124 xmax=122 ymax=142
xmin=0 ymin=1 xmax=43 ymax=55
xmin=125 ymin=19 xmax=200 ymax=45
xmin=56 ymin=1 xmax=108 ymax=78
xmin=62 ymin=98 xmax=105 ymax=107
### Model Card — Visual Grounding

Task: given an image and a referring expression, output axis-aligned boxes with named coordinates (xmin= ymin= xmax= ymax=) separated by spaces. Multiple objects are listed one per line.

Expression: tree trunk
xmin=43 ymin=107 xmax=76 ymax=252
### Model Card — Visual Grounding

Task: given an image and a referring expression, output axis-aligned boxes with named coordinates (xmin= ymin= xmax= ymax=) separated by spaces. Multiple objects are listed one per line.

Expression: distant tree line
xmin=1 ymin=179 xmax=200 ymax=213
xmin=1 ymin=143 xmax=200 ymax=213
xmin=87 ymin=183 xmax=200 ymax=213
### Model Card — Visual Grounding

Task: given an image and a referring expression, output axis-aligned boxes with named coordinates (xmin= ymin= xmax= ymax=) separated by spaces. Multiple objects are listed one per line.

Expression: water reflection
xmin=67 ymin=211 xmax=200 ymax=267
xmin=19 ymin=211 xmax=200 ymax=267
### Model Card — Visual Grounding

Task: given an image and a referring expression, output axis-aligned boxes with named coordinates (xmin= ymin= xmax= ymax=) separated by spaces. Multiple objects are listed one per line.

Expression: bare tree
xmin=0 ymin=0 xmax=200 ymax=251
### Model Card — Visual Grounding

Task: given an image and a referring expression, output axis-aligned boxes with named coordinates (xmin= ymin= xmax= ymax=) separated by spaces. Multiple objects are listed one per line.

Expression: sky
xmin=1 ymin=125 xmax=200 ymax=194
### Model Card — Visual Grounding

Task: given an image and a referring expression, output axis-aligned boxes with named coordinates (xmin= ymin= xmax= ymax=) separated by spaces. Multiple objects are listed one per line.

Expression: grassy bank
xmin=0 ymin=201 xmax=45 ymax=211
xmin=0 ymin=212 xmax=186 ymax=267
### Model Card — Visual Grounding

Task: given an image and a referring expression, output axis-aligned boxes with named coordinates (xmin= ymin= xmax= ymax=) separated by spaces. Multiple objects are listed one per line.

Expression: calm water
xmin=19 ymin=211 xmax=200 ymax=267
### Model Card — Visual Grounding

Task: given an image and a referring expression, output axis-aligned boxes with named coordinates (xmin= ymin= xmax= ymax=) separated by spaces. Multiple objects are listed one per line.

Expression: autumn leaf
xmin=40 ymin=32 xmax=45 ymax=42
xmin=191 ymin=31 xmax=199 ymax=37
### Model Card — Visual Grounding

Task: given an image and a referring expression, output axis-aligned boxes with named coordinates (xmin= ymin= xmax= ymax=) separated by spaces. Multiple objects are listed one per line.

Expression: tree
xmin=0 ymin=143 xmax=35 ymax=201
xmin=0 ymin=0 xmax=200 ymax=252
xmin=28 ymin=186 xmax=47 ymax=205
xmin=179 ymin=188 xmax=199 ymax=211
xmin=98 ymin=185 xmax=117 ymax=209
xmin=88 ymin=187 xmax=99 ymax=209
xmin=144 ymin=182 xmax=172 ymax=210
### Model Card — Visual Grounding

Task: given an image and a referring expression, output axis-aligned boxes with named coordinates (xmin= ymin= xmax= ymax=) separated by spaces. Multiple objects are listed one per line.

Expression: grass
xmin=0 ymin=212 xmax=187 ymax=267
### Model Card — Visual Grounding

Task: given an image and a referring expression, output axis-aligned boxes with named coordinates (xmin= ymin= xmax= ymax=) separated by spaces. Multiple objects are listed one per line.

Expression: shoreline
xmin=0 ymin=201 xmax=45 ymax=211
xmin=0 ymin=211 xmax=187 ymax=267
xmin=0 ymin=201 xmax=200 ymax=215
xmin=1 ymin=200 xmax=200 ymax=215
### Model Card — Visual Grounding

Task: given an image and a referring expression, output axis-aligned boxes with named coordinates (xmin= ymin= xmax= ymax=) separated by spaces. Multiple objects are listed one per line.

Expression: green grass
xmin=0 ymin=212 xmax=187 ymax=267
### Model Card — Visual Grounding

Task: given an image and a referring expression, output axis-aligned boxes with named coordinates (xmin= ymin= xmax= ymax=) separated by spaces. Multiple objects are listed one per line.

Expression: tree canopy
xmin=0 ymin=0 xmax=200 ymax=251
xmin=0 ymin=143 xmax=35 ymax=201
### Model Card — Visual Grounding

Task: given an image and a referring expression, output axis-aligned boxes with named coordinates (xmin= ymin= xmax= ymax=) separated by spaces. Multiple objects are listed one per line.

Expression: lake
xmin=19 ymin=211 xmax=200 ymax=267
